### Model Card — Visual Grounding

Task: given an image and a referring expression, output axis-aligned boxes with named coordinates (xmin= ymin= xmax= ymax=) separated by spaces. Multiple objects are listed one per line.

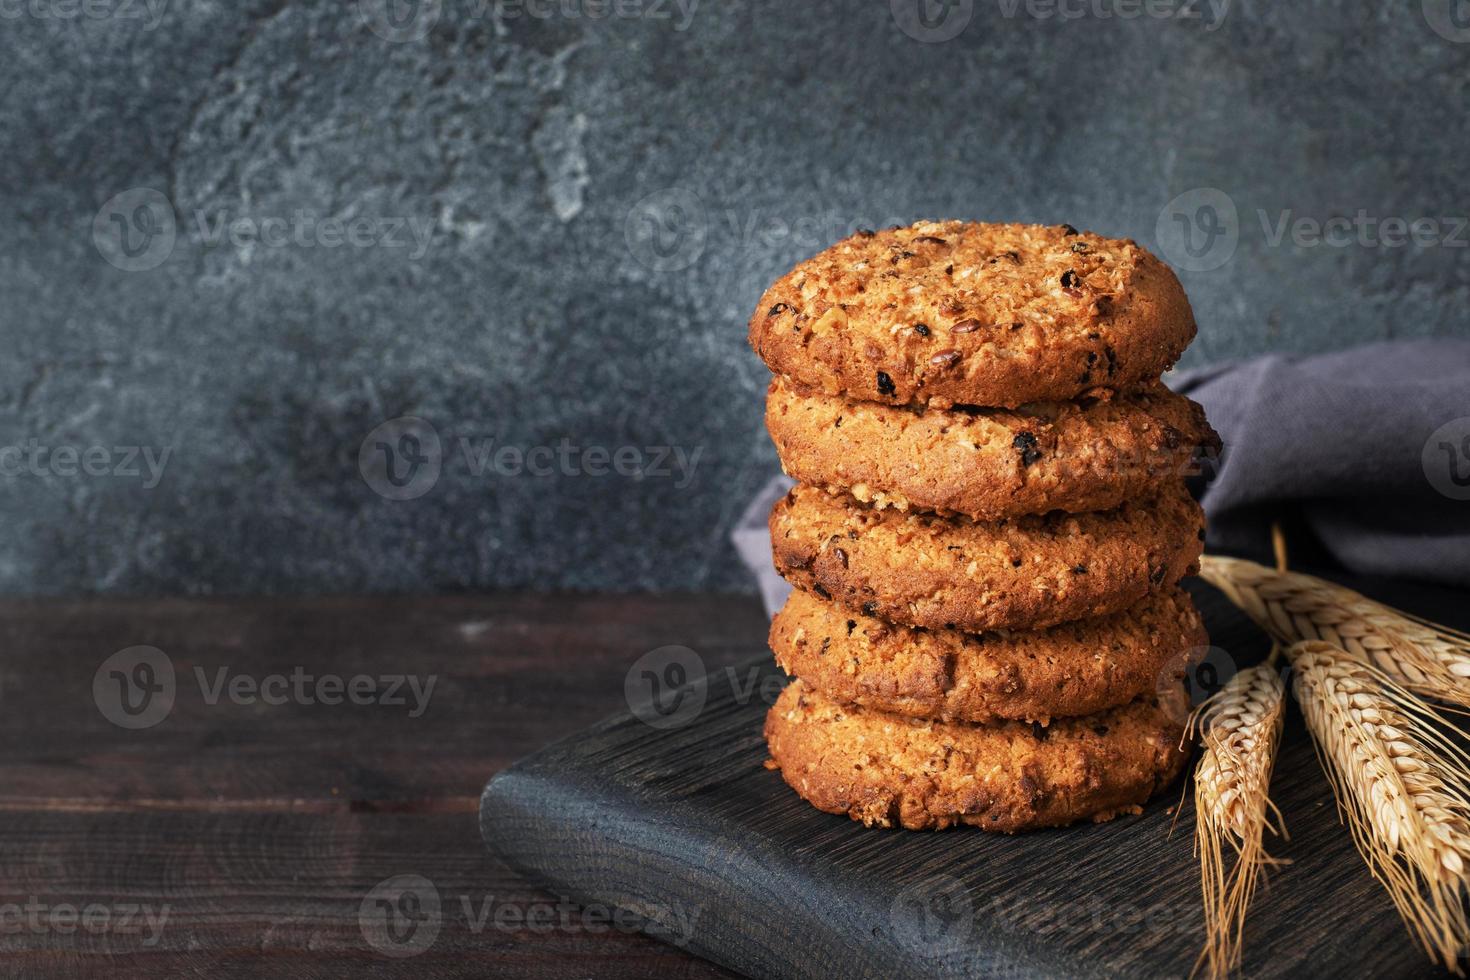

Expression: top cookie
xmin=749 ymin=221 xmax=1195 ymax=409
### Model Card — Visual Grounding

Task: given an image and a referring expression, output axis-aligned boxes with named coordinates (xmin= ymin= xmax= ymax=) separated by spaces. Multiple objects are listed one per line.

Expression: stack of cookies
xmin=749 ymin=221 xmax=1219 ymax=833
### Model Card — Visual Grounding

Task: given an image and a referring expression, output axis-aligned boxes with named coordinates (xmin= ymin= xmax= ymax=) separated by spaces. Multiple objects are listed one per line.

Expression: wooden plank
xmin=0 ymin=810 xmax=740 ymax=978
xmin=483 ymin=575 xmax=1470 ymax=980
xmin=0 ymin=593 xmax=766 ymax=978
xmin=0 ymin=593 xmax=767 ymax=806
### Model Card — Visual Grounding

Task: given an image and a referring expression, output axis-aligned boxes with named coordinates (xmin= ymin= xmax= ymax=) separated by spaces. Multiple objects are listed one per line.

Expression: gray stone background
xmin=1 ymin=0 xmax=1468 ymax=596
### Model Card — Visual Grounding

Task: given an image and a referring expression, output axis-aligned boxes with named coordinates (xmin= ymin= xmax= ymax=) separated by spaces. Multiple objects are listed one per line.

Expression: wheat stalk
xmin=1188 ymin=662 xmax=1287 ymax=978
xmin=1289 ymin=640 xmax=1470 ymax=971
xmin=1200 ymin=554 xmax=1470 ymax=709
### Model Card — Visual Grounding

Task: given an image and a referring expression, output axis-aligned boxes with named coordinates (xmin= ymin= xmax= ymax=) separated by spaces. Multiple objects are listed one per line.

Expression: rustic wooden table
xmin=0 ymin=594 xmax=767 ymax=978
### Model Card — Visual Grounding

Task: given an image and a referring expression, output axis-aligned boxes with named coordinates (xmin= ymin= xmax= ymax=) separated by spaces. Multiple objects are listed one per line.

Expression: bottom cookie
xmin=764 ymin=680 xmax=1189 ymax=832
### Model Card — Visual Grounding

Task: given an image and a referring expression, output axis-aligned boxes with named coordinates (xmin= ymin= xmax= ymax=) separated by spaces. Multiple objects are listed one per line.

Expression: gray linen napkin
xmin=1171 ymin=338 xmax=1470 ymax=588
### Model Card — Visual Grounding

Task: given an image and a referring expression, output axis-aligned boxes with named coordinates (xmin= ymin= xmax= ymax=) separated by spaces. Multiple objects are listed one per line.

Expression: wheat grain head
xmin=1189 ymin=662 xmax=1287 ymax=978
xmin=1201 ymin=555 xmax=1470 ymax=709
xmin=1290 ymin=640 xmax=1470 ymax=972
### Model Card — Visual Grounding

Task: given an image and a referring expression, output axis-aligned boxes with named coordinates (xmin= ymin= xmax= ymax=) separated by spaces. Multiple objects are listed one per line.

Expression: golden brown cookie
xmin=748 ymin=220 xmax=1195 ymax=410
xmin=770 ymin=587 xmax=1207 ymax=725
xmin=764 ymin=680 xmax=1189 ymax=832
xmin=768 ymin=481 xmax=1204 ymax=632
xmin=766 ymin=375 xmax=1218 ymax=521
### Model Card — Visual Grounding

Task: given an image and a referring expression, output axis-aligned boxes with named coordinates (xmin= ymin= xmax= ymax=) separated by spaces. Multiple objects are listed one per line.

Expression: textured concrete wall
xmin=1 ymin=0 xmax=1467 ymax=595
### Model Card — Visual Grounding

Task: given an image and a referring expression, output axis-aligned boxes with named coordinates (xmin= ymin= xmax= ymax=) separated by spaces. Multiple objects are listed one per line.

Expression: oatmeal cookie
xmin=768 ymin=482 xmax=1205 ymax=632
xmin=770 ymin=587 xmax=1206 ymax=724
xmin=766 ymin=375 xmax=1217 ymax=520
xmin=749 ymin=220 xmax=1194 ymax=409
xmin=764 ymin=680 xmax=1189 ymax=832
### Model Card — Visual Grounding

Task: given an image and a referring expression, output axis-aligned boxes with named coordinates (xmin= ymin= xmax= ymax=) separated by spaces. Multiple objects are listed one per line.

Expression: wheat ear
xmin=1289 ymin=640 xmax=1470 ymax=972
xmin=1189 ymin=662 xmax=1287 ymax=978
xmin=1201 ymin=555 xmax=1470 ymax=709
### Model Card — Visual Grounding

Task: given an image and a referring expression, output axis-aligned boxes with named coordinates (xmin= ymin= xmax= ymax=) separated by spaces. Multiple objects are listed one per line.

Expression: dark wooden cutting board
xmin=481 ymin=575 xmax=1467 ymax=979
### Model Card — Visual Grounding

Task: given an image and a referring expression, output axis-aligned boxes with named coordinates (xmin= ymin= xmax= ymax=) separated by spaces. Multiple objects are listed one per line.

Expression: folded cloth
xmin=733 ymin=475 xmax=794 ymax=618
xmin=734 ymin=339 xmax=1470 ymax=613
xmin=1171 ymin=339 xmax=1470 ymax=588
